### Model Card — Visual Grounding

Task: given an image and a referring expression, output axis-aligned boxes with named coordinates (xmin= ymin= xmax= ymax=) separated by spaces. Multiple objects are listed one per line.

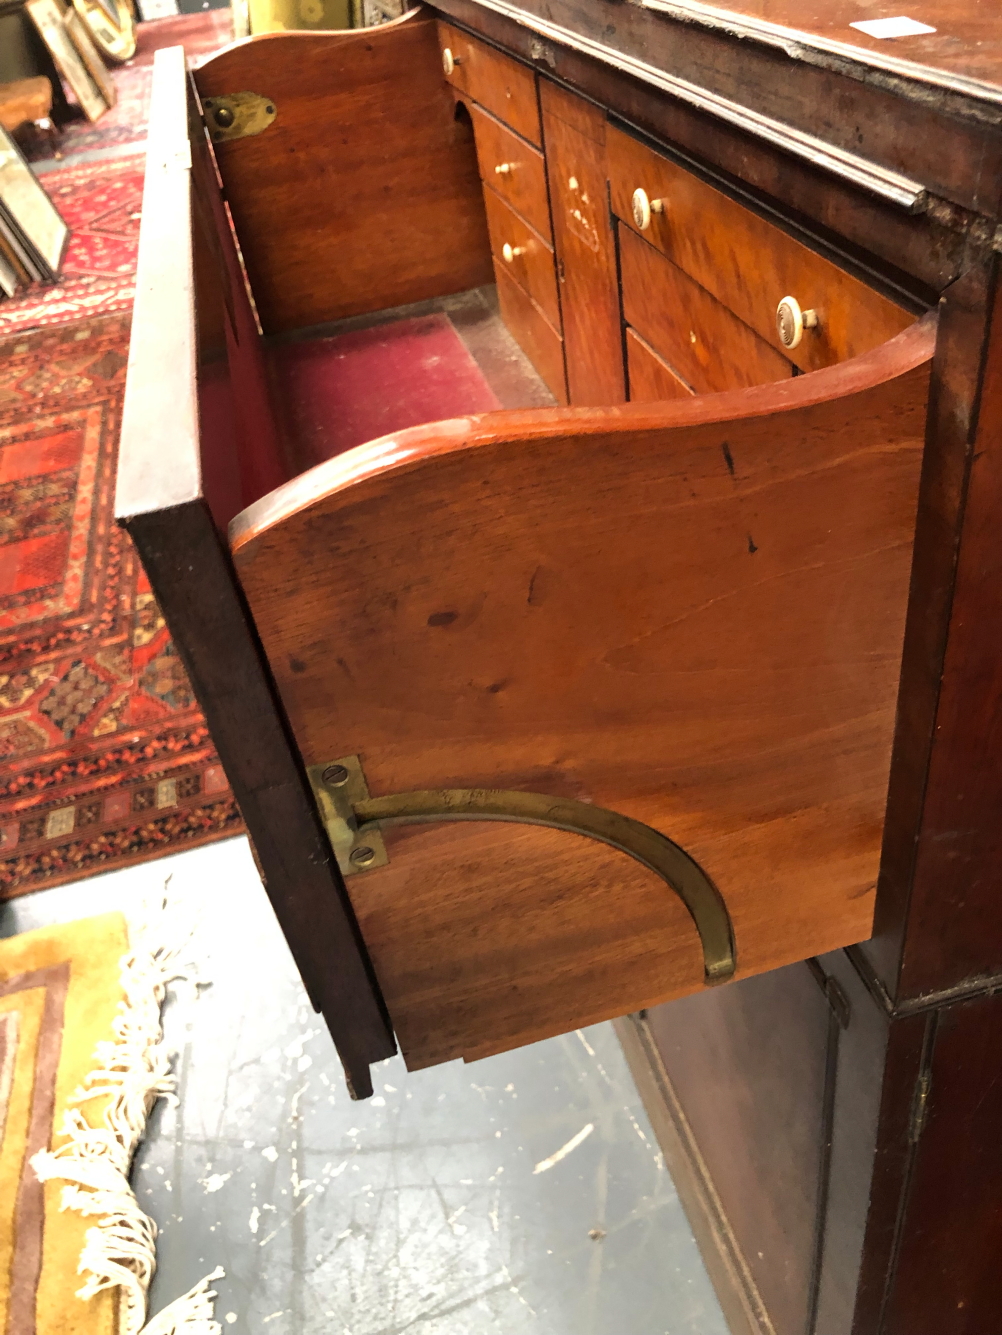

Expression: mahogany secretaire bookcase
xmin=116 ymin=4 xmax=1002 ymax=1331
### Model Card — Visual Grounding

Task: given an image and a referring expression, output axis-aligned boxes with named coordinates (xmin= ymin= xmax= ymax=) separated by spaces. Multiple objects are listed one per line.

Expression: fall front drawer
xmin=607 ymin=123 xmax=916 ymax=374
xmin=469 ymin=104 xmax=551 ymax=240
xmin=437 ymin=20 xmax=541 ymax=146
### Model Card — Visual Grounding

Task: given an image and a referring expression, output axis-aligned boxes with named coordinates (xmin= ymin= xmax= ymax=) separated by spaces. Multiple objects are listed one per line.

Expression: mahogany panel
xmin=540 ymin=80 xmax=625 ymax=406
xmin=494 ymin=260 xmax=566 ymax=402
xmin=482 ymin=184 xmax=560 ymax=329
xmin=892 ymin=274 xmax=1002 ymax=997
xmin=469 ymin=103 xmax=551 ymax=239
xmin=620 ymin=226 xmax=791 ymax=394
xmin=436 ymin=18 xmax=541 ymax=145
xmin=647 ymin=962 xmax=831 ymax=1335
xmin=626 ymin=327 xmax=694 ymax=403
xmin=608 ymin=123 xmax=916 ymax=374
xmin=192 ymin=13 xmax=493 ymax=334
xmin=230 ymin=319 xmax=934 ymax=1070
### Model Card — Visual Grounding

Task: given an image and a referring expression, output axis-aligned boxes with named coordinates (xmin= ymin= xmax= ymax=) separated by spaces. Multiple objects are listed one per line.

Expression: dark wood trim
xmin=122 ymin=501 xmax=397 ymax=1097
xmin=615 ymin=1014 xmax=775 ymax=1335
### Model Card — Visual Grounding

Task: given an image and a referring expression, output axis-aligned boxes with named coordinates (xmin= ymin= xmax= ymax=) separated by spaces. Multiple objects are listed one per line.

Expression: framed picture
xmin=72 ymin=0 xmax=136 ymax=65
xmin=25 ymin=0 xmax=115 ymax=123
xmin=0 ymin=126 xmax=70 ymax=282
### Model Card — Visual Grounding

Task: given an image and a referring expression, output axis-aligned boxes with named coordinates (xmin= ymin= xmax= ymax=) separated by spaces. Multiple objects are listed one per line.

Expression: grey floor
xmin=1 ymin=835 xmax=729 ymax=1335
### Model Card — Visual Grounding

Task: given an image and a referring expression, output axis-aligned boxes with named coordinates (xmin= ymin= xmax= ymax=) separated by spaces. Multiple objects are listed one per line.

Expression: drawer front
xmin=437 ymin=21 xmax=541 ymax=147
xmin=470 ymin=105 xmax=551 ymax=240
xmin=620 ymin=225 xmax=790 ymax=394
xmin=482 ymin=185 xmax=560 ymax=331
xmin=608 ymin=124 xmax=915 ymax=374
xmin=494 ymin=262 xmax=567 ymax=403
xmin=626 ymin=327 xmax=695 ymax=403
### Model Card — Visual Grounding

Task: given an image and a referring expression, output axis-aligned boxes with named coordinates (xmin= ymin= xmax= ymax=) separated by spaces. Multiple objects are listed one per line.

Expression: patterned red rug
xmin=0 ymin=157 xmax=143 ymax=337
xmin=0 ymin=317 xmax=243 ymax=899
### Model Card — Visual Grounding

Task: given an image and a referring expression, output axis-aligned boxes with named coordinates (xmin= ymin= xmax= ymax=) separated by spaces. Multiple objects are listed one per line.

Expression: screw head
xmin=350 ymin=845 xmax=376 ymax=867
xmin=213 ymin=105 xmax=235 ymax=129
xmin=322 ymin=764 xmax=349 ymax=787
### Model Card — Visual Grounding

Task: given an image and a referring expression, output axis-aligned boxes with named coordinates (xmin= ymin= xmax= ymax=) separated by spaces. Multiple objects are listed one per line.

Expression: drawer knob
xmin=495 ymin=162 xmax=513 ymax=175
xmin=776 ymin=296 xmax=819 ymax=350
xmin=441 ymin=47 xmax=460 ymax=76
xmin=632 ymin=187 xmax=665 ymax=231
xmin=501 ymin=243 xmax=526 ymax=262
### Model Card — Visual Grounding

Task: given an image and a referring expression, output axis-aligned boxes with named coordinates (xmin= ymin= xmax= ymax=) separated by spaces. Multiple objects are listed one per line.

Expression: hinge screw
xmin=323 ymin=764 xmax=349 ymax=787
xmin=350 ymin=845 xmax=376 ymax=867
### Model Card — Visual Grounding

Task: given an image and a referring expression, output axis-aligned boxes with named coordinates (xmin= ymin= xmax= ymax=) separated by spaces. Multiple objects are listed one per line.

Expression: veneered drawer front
xmin=626 ymin=327 xmax=694 ymax=403
xmin=470 ymin=105 xmax=551 ymax=240
xmin=483 ymin=186 xmax=560 ymax=330
xmin=494 ymin=262 xmax=566 ymax=404
xmin=437 ymin=21 xmax=541 ymax=147
xmin=608 ymin=123 xmax=915 ymax=374
xmin=620 ymin=225 xmax=790 ymax=394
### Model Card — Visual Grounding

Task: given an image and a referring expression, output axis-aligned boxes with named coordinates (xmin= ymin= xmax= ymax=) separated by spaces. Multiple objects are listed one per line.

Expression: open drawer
xmin=116 ymin=15 xmax=935 ymax=1097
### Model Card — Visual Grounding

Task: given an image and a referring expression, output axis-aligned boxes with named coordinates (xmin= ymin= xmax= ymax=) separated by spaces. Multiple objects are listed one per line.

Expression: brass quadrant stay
xmin=307 ymin=755 xmax=736 ymax=985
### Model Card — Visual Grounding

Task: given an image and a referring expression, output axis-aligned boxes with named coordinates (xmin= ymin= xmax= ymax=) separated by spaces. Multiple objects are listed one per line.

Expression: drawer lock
xmin=307 ymin=754 xmax=737 ymax=985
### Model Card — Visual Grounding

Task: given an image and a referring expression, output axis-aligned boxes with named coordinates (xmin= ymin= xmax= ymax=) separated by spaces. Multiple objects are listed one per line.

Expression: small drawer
xmin=494 ymin=263 xmax=567 ymax=404
xmin=608 ymin=123 xmax=915 ymax=374
xmin=626 ymin=328 xmax=694 ymax=403
xmin=437 ymin=21 xmax=541 ymax=147
xmin=471 ymin=105 xmax=551 ymax=241
xmin=483 ymin=185 xmax=560 ymax=331
xmin=620 ymin=225 xmax=790 ymax=394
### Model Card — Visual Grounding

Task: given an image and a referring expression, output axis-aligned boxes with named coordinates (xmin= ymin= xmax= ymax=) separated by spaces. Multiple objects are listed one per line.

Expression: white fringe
xmin=31 ymin=891 xmax=224 ymax=1335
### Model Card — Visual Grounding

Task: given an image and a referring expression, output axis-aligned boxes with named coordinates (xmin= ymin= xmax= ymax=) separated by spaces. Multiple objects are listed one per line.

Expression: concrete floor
xmin=1 ymin=835 xmax=729 ymax=1335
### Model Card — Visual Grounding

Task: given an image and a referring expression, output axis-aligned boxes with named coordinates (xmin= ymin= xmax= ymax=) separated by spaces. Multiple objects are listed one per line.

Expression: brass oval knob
xmin=776 ymin=296 xmax=819 ymax=349
xmin=441 ymin=47 xmax=460 ymax=76
xmin=494 ymin=162 xmax=513 ymax=175
xmin=502 ymin=243 xmax=526 ymax=262
xmin=632 ymin=187 xmax=665 ymax=231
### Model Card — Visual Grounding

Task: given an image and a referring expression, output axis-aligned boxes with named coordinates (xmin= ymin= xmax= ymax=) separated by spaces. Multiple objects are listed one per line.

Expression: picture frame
xmin=25 ymin=0 xmax=115 ymax=123
xmin=0 ymin=126 xmax=70 ymax=283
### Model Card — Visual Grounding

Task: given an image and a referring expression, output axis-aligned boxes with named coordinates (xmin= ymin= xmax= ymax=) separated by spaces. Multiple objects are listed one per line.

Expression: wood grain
xmin=620 ymin=225 xmax=791 ymax=394
xmin=493 ymin=261 xmax=566 ymax=403
xmin=192 ymin=13 xmax=493 ymax=334
xmin=482 ymin=183 xmax=560 ymax=329
xmin=626 ymin=326 xmax=694 ymax=402
xmin=540 ymin=80 xmax=626 ymax=406
xmin=437 ymin=18 xmax=541 ymax=146
xmin=608 ymin=122 xmax=916 ymax=374
xmin=469 ymin=102 xmax=551 ymax=239
xmin=230 ymin=316 xmax=935 ymax=1071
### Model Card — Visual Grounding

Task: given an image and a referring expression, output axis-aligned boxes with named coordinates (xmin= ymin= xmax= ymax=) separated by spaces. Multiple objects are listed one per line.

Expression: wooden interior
xmin=121 ymin=12 xmax=937 ymax=1083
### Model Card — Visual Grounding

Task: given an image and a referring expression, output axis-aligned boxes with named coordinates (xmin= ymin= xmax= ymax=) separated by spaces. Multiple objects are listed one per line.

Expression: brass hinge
xmin=306 ymin=755 xmax=389 ymax=879
xmin=202 ymin=92 xmax=277 ymax=144
xmin=908 ymin=1068 xmax=932 ymax=1144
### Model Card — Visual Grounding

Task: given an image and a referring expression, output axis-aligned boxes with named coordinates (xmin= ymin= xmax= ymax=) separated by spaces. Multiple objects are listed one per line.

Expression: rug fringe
xmin=30 ymin=891 xmax=223 ymax=1335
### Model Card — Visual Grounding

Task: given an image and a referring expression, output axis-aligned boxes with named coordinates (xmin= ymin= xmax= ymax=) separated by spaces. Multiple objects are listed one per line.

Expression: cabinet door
xmin=539 ymin=80 xmax=625 ymax=406
xmin=230 ymin=316 xmax=935 ymax=1074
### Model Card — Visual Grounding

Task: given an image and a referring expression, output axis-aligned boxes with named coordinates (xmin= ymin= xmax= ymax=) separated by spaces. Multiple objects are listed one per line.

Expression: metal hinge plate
xmin=202 ymin=92 xmax=277 ymax=144
xmin=306 ymin=755 xmax=389 ymax=879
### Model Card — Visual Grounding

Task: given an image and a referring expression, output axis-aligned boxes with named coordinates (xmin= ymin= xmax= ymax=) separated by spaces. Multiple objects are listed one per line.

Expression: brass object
xmin=631 ymin=187 xmax=664 ymax=231
xmin=307 ymin=754 xmax=390 ymax=878
xmin=202 ymin=93 xmax=277 ymax=144
xmin=309 ymin=755 xmax=737 ymax=985
xmin=776 ymin=295 xmax=819 ymax=349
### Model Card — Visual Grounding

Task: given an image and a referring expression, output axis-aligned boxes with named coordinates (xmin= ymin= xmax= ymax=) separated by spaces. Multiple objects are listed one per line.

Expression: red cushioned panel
xmin=269 ymin=314 xmax=502 ymax=469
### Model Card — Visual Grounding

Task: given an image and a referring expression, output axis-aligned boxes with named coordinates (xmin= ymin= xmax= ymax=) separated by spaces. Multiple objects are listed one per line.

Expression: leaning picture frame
xmin=26 ymin=0 xmax=114 ymax=122
xmin=0 ymin=126 xmax=70 ymax=280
